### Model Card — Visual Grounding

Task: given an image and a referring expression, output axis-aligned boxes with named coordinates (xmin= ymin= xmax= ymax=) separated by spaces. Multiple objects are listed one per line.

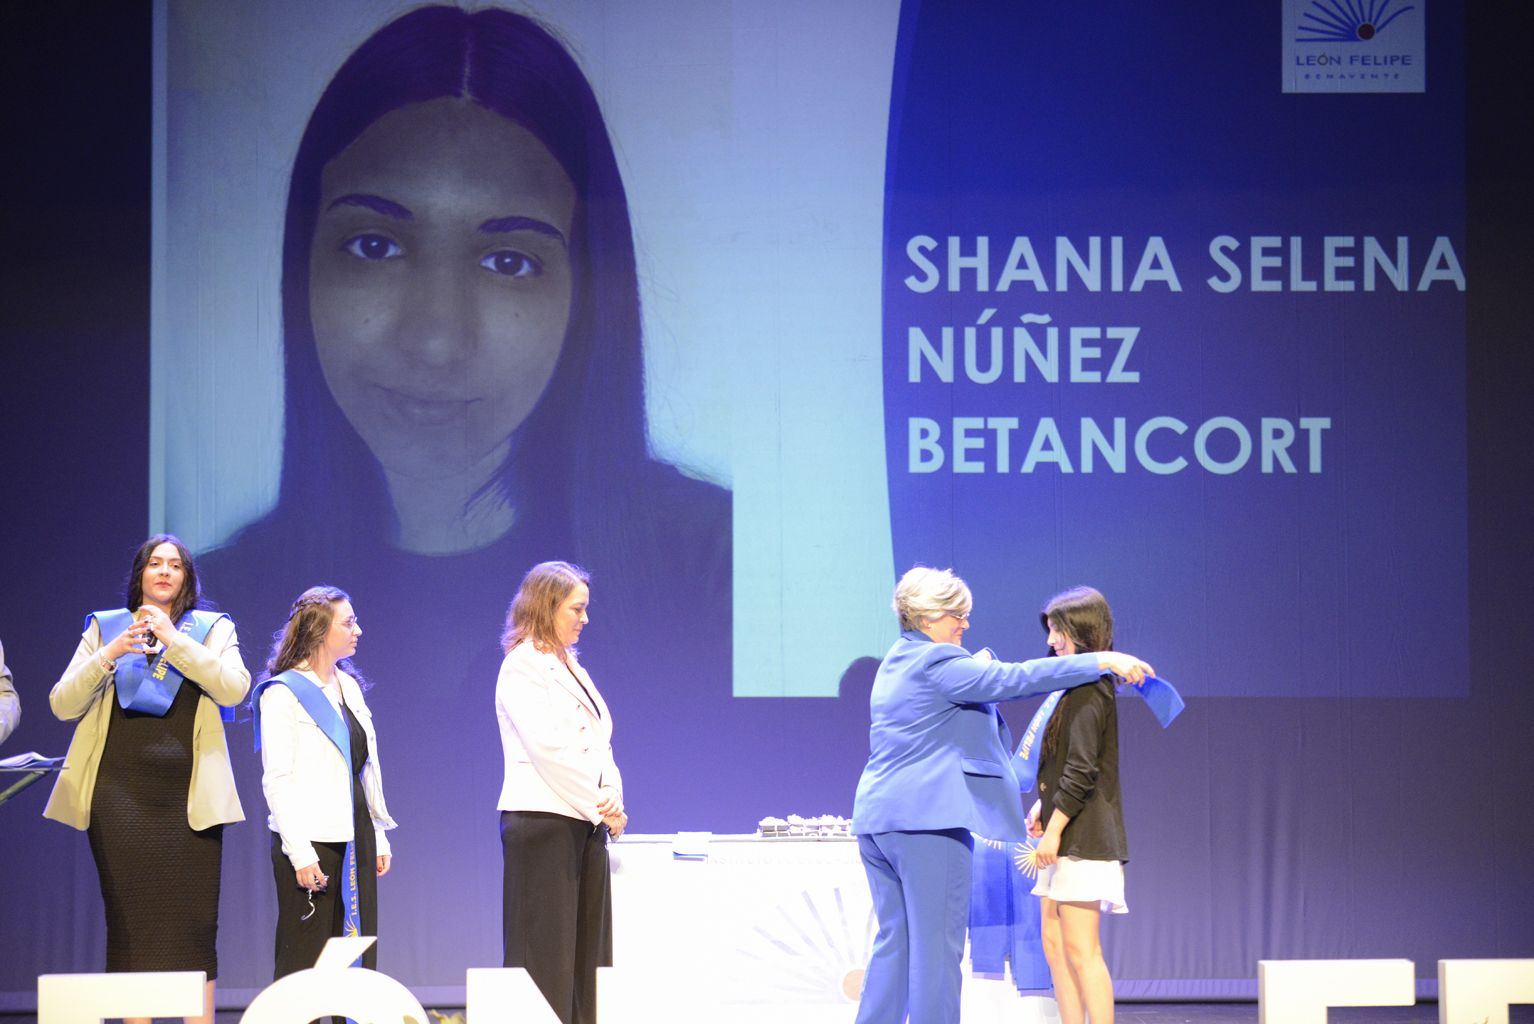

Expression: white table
xmin=609 ymin=834 xmax=1058 ymax=1022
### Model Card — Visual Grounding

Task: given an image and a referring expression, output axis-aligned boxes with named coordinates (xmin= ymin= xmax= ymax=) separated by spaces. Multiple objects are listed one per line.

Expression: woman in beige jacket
xmin=46 ymin=534 xmax=249 ymax=1024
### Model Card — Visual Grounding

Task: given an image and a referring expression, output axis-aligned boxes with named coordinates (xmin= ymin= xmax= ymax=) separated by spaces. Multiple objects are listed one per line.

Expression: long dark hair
xmin=1040 ymin=586 xmax=1114 ymax=761
xmin=273 ymin=6 xmax=649 ymax=552
xmin=125 ymin=533 xmax=201 ymax=622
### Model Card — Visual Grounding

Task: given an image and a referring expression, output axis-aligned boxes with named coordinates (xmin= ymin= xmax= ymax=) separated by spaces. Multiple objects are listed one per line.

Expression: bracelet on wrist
xmin=97 ymin=651 xmax=115 ymax=674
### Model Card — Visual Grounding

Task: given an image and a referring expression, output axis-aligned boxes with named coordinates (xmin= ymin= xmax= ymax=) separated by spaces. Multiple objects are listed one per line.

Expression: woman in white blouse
xmin=255 ymin=585 xmax=396 ymax=976
xmin=497 ymin=561 xmax=625 ymax=1024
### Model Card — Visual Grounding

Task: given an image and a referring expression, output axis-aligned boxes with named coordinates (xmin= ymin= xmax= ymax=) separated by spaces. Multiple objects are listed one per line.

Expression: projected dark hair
xmin=277 ymin=5 xmax=647 ymax=547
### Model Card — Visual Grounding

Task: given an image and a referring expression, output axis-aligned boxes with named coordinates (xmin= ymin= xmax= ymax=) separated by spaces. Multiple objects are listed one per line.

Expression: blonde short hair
xmin=892 ymin=566 xmax=972 ymax=632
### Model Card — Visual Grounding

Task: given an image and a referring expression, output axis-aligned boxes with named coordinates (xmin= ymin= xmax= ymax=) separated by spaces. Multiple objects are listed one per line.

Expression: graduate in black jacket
xmin=1027 ymin=586 xmax=1130 ymax=1024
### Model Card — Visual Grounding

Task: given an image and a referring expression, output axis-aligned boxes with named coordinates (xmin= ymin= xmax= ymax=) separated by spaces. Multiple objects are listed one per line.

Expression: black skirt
xmin=88 ymin=681 xmax=223 ymax=976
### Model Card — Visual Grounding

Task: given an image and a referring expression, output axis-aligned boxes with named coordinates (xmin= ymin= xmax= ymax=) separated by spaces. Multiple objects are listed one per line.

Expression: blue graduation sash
xmin=252 ymin=669 xmax=364 ymax=965
xmin=1123 ymin=673 xmax=1186 ymax=728
xmin=1013 ymin=675 xmax=1185 ymax=791
xmin=1012 ymin=690 xmax=1064 ymax=792
xmin=969 ymin=836 xmax=1051 ymax=992
xmin=91 ymin=608 xmax=226 ymax=718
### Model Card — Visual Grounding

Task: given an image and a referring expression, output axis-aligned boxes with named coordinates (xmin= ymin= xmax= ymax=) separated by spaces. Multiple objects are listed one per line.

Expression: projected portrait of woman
xmin=202 ymin=6 xmax=732 ymax=948
xmin=255 ymin=4 xmax=729 ymax=562
xmin=211 ymin=8 xmax=728 ymax=658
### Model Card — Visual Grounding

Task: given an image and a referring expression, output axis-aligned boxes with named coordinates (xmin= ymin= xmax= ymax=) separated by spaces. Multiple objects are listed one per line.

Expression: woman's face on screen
xmin=309 ymin=97 xmax=577 ymax=482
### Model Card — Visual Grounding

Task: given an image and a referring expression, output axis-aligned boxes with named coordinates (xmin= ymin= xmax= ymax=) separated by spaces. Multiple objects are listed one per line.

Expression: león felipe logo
xmin=1282 ymin=0 xmax=1425 ymax=93
xmin=1295 ymin=0 xmax=1415 ymax=44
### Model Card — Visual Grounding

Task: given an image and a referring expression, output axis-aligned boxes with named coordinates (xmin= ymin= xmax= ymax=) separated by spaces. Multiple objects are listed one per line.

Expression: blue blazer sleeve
xmin=851 ymin=634 xmax=1105 ymax=841
xmin=927 ymin=644 xmax=1101 ymax=703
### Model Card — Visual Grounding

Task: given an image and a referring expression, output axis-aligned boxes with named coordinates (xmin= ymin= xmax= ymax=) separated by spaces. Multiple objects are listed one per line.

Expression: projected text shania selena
xmin=902 ymin=234 xmax=1464 ymax=293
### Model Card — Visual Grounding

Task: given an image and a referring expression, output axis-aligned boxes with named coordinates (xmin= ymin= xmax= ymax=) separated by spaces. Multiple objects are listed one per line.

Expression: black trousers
xmin=270 ymin=831 xmax=378 ymax=978
xmin=501 ymin=810 xmax=612 ymax=1024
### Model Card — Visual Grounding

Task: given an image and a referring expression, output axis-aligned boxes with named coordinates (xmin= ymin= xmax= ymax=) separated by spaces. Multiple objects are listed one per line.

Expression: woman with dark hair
xmin=201 ymin=3 xmax=729 ymax=888
xmin=1027 ymin=586 xmax=1130 ymax=1024
xmin=46 ymin=534 xmax=249 ymax=1024
xmin=212 ymin=3 xmax=727 ymax=572
xmin=277 ymin=4 xmax=659 ymax=555
xmin=496 ymin=560 xmax=624 ymax=1024
xmin=253 ymin=586 xmax=396 ymax=977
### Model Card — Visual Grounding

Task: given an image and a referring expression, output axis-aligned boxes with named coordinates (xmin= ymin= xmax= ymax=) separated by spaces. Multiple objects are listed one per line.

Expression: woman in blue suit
xmin=850 ymin=566 xmax=1153 ymax=1023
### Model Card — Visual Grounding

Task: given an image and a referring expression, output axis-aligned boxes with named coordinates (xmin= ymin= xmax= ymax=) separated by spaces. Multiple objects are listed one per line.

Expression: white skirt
xmin=1030 ymin=855 xmax=1128 ymax=914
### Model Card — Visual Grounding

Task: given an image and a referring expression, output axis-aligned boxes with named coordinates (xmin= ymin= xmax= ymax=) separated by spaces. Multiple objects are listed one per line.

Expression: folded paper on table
xmin=672 ymin=831 xmax=713 ymax=859
xmin=0 ymin=752 xmax=66 ymax=771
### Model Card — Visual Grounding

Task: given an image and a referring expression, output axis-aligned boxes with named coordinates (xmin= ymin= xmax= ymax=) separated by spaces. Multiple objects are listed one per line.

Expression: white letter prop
xmin=240 ymin=937 xmax=427 ymax=1024
xmin=1258 ymin=959 xmax=1414 ymax=1024
xmin=466 ymin=968 xmax=564 ymax=1023
xmin=1439 ymin=959 xmax=1534 ymax=1024
xmin=39 ymin=971 xmax=205 ymax=1024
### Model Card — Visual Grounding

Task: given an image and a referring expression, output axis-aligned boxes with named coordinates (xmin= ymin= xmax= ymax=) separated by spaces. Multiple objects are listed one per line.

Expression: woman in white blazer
xmin=254 ymin=586 xmax=396 ymax=976
xmin=497 ymin=561 xmax=625 ymax=1024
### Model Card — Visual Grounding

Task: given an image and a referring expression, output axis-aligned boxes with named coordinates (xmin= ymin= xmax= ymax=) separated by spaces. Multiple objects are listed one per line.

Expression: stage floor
xmin=5 ymin=1002 xmax=1533 ymax=1024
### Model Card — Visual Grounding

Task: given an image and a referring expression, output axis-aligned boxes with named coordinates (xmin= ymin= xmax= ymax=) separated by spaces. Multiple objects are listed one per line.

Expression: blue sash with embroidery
xmin=1013 ymin=675 xmax=1185 ymax=791
xmin=91 ymin=608 xmax=226 ymax=718
xmin=252 ymin=669 xmax=364 ymax=965
xmin=1012 ymin=690 xmax=1064 ymax=792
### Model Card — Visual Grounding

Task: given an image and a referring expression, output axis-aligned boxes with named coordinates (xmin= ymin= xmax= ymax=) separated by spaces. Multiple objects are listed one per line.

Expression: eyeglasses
xmin=927 ymin=611 xmax=970 ymax=624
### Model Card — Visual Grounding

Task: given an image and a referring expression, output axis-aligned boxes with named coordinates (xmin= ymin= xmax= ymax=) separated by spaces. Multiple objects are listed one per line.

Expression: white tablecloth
xmin=609 ymin=834 xmax=1058 ymax=1023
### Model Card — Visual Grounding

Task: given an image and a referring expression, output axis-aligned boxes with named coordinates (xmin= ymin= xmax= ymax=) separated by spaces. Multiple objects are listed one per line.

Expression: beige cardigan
xmin=45 ymin=614 xmax=251 ymax=831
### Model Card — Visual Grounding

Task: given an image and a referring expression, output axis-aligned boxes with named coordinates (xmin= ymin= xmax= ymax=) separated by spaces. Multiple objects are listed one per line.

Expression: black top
xmin=1037 ymin=677 xmax=1128 ymax=863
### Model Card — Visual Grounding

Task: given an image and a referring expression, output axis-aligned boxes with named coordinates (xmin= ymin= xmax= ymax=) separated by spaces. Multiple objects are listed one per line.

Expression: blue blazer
xmin=851 ymin=631 xmax=1101 ymax=842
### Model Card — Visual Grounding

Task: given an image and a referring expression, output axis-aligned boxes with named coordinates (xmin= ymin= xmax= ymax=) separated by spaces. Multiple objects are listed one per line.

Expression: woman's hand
xmin=1096 ymin=651 xmax=1154 ymax=686
xmin=1035 ymin=832 xmax=1061 ymax=867
xmin=1026 ymin=799 xmax=1043 ymax=839
xmin=596 ymin=787 xmax=626 ymax=838
xmin=137 ymin=605 xmax=179 ymax=650
xmin=295 ymin=862 xmax=328 ymax=892
xmin=972 ymin=647 xmax=995 ymax=665
xmin=101 ymin=620 xmax=152 ymax=663
xmin=596 ymin=787 xmax=624 ymax=819
xmin=376 ymin=854 xmax=392 ymax=877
